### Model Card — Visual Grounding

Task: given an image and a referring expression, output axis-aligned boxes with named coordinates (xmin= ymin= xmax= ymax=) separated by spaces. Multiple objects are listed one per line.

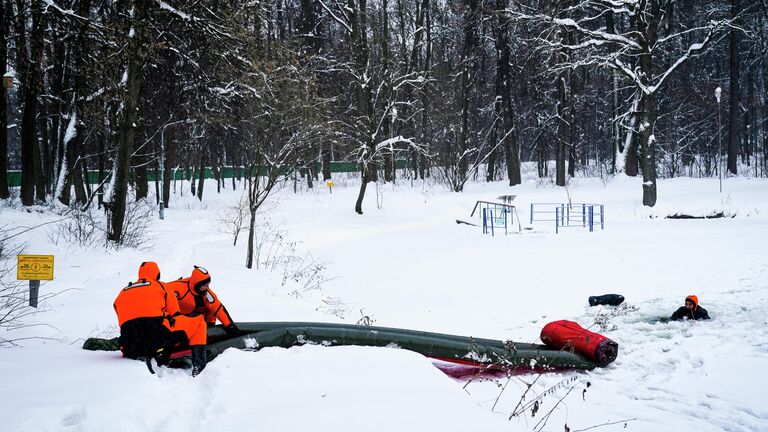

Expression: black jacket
xmin=670 ymin=305 xmax=710 ymax=321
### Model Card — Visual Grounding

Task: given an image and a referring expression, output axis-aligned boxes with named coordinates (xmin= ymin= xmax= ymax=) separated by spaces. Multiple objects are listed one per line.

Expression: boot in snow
xmin=191 ymin=345 xmax=207 ymax=377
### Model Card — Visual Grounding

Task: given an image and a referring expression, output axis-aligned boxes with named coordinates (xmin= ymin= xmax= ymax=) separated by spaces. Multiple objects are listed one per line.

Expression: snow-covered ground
xmin=1 ymin=173 xmax=768 ymax=432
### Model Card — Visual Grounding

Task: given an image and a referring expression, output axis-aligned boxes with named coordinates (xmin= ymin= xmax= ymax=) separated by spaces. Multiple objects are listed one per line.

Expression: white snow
xmin=63 ymin=111 xmax=77 ymax=145
xmin=2 ymin=172 xmax=768 ymax=432
xmin=53 ymin=111 xmax=78 ymax=201
xmin=159 ymin=1 xmax=192 ymax=20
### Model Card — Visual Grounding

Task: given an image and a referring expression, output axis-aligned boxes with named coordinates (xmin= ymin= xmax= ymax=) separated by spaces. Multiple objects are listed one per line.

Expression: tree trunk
xmin=213 ymin=148 xmax=221 ymax=194
xmin=38 ymin=105 xmax=51 ymax=195
xmin=606 ymin=11 xmax=623 ymax=175
xmin=80 ymin=159 xmax=91 ymax=198
xmin=56 ymin=109 xmax=76 ymax=205
xmin=57 ymin=0 xmax=92 ymax=206
xmin=419 ymin=0 xmax=431 ymax=182
xmin=0 ymin=0 xmax=9 ymax=199
xmin=495 ymin=0 xmax=521 ymax=186
xmin=555 ymin=25 xmax=568 ymax=187
xmin=154 ymin=164 xmax=159 ymax=205
xmin=487 ymin=112 xmax=497 ymax=182
xmin=322 ymin=143 xmax=332 ymax=180
xmin=135 ymin=164 xmax=148 ymax=200
xmin=354 ymin=165 xmax=369 ymax=214
xmin=196 ymin=155 xmax=205 ymax=201
xmin=381 ymin=0 xmax=394 ymax=184
xmin=537 ymin=140 xmax=547 ymax=178
xmin=97 ymin=133 xmax=105 ymax=208
xmin=727 ymin=0 xmax=741 ymax=175
xmin=74 ymin=157 xmax=87 ymax=204
xmin=350 ymin=0 xmax=375 ymax=213
xmin=567 ymin=34 xmax=577 ymax=178
xmin=639 ymin=92 xmax=657 ymax=207
xmin=456 ymin=0 xmax=479 ymax=192
xmin=246 ymin=206 xmax=256 ymax=269
xmin=163 ymin=164 xmax=172 ymax=208
xmin=555 ymin=73 xmax=568 ymax=186
xmin=49 ymin=41 xmax=65 ymax=194
xmin=108 ymin=0 xmax=149 ymax=242
xmin=189 ymin=165 xmax=195 ymax=196
xmin=19 ymin=0 xmax=45 ymax=205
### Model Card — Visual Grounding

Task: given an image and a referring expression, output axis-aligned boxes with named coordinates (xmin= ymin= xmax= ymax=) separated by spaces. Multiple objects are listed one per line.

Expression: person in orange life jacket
xmin=670 ymin=295 xmax=710 ymax=321
xmin=165 ymin=266 xmax=242 ymax=337
xmin=113 ymin=261 xmax=209 ymax=376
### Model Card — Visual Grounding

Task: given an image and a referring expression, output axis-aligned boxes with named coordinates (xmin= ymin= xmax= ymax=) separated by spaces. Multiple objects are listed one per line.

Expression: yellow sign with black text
xmin=17 ymin=255 xmax=55 ymax=281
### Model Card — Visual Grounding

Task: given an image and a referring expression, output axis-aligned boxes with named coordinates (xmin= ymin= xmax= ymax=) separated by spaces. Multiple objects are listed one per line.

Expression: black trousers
xmin=119 ymin=317 xmax=189 ymax=363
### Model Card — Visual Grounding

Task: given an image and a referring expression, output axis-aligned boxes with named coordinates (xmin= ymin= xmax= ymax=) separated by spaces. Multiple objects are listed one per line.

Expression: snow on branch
xmin=647 ymin=22 xmax=725 ymax=94
xmin=507 ymin=10 xmax=641 ymax=50
xmin=354 ymin=136 xmax=427 ymax=163
xmin=611 ymin=58 xmax=651 ymax=95
xmin=41 ymin=0 xmax=89 ymax=22
xmin=158 ymin=1 xmax=192 ymax=20
xmin=154 ymin=1 xmax=237 ymax=41
xmin=318 ymin=0 xmax=353 ymax=34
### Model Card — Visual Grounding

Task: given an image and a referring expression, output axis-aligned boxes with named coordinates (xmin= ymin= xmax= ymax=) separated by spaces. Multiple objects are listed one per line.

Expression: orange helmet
xmin=138 ymin=261 xmax=161 ymax=281
xmin=190 ymin=266 xmax=211 ymax=294
xmin=685 ymin=295 xmax=699 ymax=309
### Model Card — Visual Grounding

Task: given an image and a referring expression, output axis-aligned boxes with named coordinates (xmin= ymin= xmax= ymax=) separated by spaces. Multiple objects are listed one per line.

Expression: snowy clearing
xmin=1 ymin=175 xmax=768 ymax=432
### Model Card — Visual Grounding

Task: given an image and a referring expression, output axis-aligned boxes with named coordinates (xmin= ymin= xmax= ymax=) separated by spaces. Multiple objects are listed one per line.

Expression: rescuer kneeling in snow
xmin=670 ymin=295 xmax=710 ymax=321
xmin=113 ymin=262 xmax=209 ymax=376
xmin=166 ymin=265 xmax=242 ymax=337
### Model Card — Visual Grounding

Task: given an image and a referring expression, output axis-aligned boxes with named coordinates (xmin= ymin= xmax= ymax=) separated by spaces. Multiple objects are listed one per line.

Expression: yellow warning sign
xmin=17 ymin=255 xmax=55 ymax=281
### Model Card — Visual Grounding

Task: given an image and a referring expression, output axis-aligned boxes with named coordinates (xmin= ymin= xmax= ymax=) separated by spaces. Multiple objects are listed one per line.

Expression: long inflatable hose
xmin=206 ymin=322 xmax=601 ymax=371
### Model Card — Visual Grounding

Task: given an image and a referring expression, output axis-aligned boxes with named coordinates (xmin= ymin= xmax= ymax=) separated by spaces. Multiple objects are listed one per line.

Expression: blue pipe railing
xmin=530 ymin=203 xmax=605 ymax=234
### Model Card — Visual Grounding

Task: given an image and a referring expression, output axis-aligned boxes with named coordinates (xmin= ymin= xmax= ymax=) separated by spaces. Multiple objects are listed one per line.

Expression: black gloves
xmin=224 ymin=323 xmax=244 ymax=337
xmin=165 ymin=315 xmax=176 ymax=327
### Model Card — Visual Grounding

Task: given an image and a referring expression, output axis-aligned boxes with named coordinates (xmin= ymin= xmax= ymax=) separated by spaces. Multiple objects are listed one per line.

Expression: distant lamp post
xmin=715 ymin=86 xmax=722 ymax=193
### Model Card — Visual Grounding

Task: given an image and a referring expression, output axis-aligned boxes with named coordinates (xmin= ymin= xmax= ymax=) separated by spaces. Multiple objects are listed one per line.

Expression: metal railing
xmin=530 ymin=202 xmax=605 ymax=234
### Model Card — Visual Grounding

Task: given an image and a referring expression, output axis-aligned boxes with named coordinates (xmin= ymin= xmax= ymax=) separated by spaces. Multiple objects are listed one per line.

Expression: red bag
xmin=540 ymin=320 xmax=618 ymax=366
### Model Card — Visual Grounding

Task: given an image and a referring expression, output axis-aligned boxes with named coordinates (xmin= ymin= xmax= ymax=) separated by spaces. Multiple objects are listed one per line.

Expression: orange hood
xmin=138 ymin=261 xmax=161 ymax=281
xmin=190 ymin=266 xmax=211 ymax=294
xmin=686 ymin=295 xmax=699 ymax=309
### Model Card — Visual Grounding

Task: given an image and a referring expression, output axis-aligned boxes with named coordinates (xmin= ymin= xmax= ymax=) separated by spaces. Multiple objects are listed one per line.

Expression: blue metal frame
xmin=531 ymin=202 xmax=605 ymax=234
xmin=482 ymin=207 xmax=509 ymax=237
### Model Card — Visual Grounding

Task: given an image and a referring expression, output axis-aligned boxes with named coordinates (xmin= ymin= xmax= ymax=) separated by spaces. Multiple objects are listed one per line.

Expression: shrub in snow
xmin=47 ymin=200 xmax=152 ymax=250
xmin=0 ymin=229 xmax=35 ymax=346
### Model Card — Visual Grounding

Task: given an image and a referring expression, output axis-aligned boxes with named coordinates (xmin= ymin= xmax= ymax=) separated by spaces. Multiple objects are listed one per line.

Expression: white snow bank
xmin=9 ymin=345 xmax=510 ymax=432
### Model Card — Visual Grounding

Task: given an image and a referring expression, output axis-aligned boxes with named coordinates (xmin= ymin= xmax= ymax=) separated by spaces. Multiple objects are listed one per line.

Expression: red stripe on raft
xmin=428 ymin=356 xmax=579 ymax=378
xmin=170 ymin=349 xmax=192 ymax=359
xmin=428 ymin=356 xmax=506 ymax=379
xmin=429 ymin=356 xmax=504 ymax=369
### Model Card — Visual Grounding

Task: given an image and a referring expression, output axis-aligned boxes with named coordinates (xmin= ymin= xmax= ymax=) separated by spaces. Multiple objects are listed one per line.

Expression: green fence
xmin=4 ymin=160 xmax=410 ymax=187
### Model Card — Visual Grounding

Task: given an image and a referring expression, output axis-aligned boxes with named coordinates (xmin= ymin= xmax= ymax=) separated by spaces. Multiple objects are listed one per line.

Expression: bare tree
xmin=107 ymin=0 xmax=150 ymax=242
xmin=728 ymin=0 xmax=742 ymax=175
xmin=16 ymin=0 xmax=46 ymax=206
xmin=0 ymin=0 xmax=9 ymax=199
xmin=513 ymin=0 xmax=730 ymax=206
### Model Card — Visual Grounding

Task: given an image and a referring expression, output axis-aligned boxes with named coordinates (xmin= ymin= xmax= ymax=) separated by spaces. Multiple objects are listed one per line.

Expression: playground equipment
xmin=530 ymin=202 xmax=605 ymax=233
xmin=470 ymin=200 xmax=520 ymax=236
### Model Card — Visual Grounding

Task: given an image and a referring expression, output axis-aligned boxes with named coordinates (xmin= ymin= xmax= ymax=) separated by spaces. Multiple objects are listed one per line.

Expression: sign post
xmin=17 ymin=255 xmax=55 ymax=308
